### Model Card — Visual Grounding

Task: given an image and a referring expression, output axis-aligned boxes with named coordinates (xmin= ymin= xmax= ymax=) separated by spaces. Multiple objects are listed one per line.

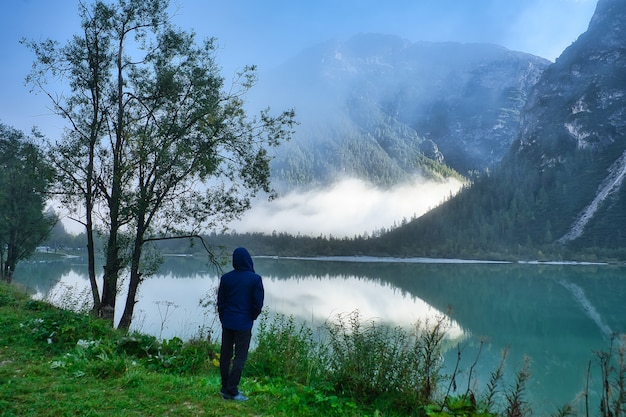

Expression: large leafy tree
xmin=0 ymin=124 xmax=56 ymax=282
xmin=24 ymin=0 xmax=295 ymax=329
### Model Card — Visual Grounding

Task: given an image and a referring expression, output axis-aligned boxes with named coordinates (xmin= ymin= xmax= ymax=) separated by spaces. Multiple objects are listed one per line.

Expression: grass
xmin=0 ymin=281 xmax=388 ymax=417
xmin=2 ymin=280 xmax=626 ymax=417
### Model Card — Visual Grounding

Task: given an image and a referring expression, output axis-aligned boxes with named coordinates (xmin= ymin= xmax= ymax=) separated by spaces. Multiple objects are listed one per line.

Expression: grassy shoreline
xmin=3 ymin=280 xmax=626 ymax=417
xmin=0 ymin=281 xmax=393 ymax=417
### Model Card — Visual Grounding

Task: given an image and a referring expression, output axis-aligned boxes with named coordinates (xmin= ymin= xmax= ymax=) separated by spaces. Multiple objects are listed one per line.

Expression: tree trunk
xmin=117 ymin=220 xmax=146 ymax=331
xmin=117 ymin=265 xmax=141 ymax=331
xmin=100 ymin=180 xmax=122 ymax=325
xmin=3 ymin=262 xmax=15 ymax=283
xmin=100 ymin=228 xmax=120 ymax=324
xmin=3 ymin=230 xmax=18 ymax=284
xmin=100 ymin=174 xmax=122 ymax=324
xmin=0 ymin=245 xmax=7 ymax=283
xmin=100 ymin=31 xmax=127 ymax=326
xmin=85 ymin=191 xmax=100 ymax=315
xmin=0 ymin=265 xmax=11 ymax=284
xmin=86 ymin=77 xmax=102 ymax=316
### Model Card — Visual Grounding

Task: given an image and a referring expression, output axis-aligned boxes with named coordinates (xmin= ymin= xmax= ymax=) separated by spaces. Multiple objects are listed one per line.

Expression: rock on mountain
xmin=379 ymin=0 xmax=626 ymax=253
xmin=255 ymin=34 xmax=549 ymax=190
xmin=509 ymin=0 xmax=626 ymax=248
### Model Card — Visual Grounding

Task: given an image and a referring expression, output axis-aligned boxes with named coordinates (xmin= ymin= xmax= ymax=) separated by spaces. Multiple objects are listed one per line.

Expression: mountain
xmin=378 ymin=0 xmax=626 ymax=255
xmin=256 ymin=35 xmax=549 ymax=190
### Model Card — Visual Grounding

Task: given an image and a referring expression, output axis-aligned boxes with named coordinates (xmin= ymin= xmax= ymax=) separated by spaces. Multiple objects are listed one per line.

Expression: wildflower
xmin=50 ymin=360 xmax=65 ymax=369
xmin=76 ymin=339 xmax=98 ymax=348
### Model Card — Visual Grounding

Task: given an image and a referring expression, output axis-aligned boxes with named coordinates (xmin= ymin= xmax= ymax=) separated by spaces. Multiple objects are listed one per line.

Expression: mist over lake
xmin=227 ymin=176 xmax=464 ymax=237
xmin=14 ymin=255 xmax=626 ymax=413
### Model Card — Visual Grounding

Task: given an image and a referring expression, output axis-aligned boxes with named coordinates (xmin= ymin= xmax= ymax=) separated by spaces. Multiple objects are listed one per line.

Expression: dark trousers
xmin=220 ymin=327 xmax=252 ymax=396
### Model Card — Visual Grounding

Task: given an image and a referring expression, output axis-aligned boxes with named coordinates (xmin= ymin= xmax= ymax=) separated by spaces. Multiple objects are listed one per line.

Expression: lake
xmin=13 ymin=255 xmax=626 ymax=414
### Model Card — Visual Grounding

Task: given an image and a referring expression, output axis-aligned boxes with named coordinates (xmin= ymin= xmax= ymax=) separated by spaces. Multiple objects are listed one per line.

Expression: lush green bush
xmin=115 ymin=333 xmax=218 ymax=375
xmin=322 ymin=311 xmax=445 ymax=407
xmin=248 ymin=312 xmax=324 ymax=385
xmin=20 ymin=300 xmax=115 ymax=354
xmin=250 ymin=310 xmax=451 ymax=414
xmin=246 ymin=310 xmax=588 ymax=416
xmin=147 ymin=336 xmax=217 ymax=374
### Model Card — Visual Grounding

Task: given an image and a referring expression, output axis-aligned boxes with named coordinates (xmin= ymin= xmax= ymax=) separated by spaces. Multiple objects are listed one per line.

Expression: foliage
xmin=503 ymin=356 xmax=531 ymax=417
xmin=247 ymin=376 xmax=359 ymax=417
xmin=248 ymin=312 xmax=324 ymax=385
xmin=322 ymin=311 xmax=445 ymax=407
xmin=23 ymin=0 xmax=295 ymax=329
xmin=425 ymin=395 xmax=497 ymax=417
xmin=596 ymin=334 xmax=626 ymax=417
xmin=249 ymin=311 xmax=451 ymax=415
xmin=19 ymin=299 xmax=115 ymax=354
xmin=0 ymin=124 xmax=56 ymax=282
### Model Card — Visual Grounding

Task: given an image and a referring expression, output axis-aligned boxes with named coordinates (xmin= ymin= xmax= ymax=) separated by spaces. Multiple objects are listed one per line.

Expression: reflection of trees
xmin=156 ymin=256 xmax=221 ymax=278
xmin=256 ymin=258 xmax=626 ymax=342
xmin=13 ymin=259 xmax=93 ymax=297
xmin=14 ymin=256 xmax=220 ymax=298
xmin=17 ymin=258 xmax=626 ymax=343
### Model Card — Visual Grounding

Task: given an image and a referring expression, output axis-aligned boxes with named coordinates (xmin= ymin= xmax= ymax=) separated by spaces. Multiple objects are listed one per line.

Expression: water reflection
xmin=14 ymin=257 xmax=464 ymax=342
xmin=15 ymin=258 xmax=221 ymax=340
xmin=264 ymin=274 xmax=466 ymax=340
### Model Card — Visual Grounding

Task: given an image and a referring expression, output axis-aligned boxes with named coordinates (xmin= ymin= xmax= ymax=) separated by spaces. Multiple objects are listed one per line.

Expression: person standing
xmin=217 ymin=247 xmax=264 ymax=401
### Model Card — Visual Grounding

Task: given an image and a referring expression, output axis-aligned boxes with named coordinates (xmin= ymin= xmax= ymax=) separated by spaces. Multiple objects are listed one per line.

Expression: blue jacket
xmin=217 ymin=247 xmax=264 ymax=331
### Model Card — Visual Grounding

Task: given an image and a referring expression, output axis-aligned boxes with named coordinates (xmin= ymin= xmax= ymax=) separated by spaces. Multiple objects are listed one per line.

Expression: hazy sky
xmin=2 ymin=0 xmax=598 ymax=136
xmin=1 ymin=0 xmax=599 ymax=236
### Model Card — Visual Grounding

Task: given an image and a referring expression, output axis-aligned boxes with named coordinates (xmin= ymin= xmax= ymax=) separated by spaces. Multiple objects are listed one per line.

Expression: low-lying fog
xmin=230 ymin=176 xmax=464 ymax=237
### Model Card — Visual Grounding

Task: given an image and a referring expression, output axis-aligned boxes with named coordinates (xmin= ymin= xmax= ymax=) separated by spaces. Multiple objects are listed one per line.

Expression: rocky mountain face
xmin=258 ymin=34 xmax=549 ymax=190
xmin=380 ymin=0 xmax=626 ymax=253
xmin=516 ymin=0 xmax=626 ymax=158
xmin=506 ymin=0 xmax=626 ymax=248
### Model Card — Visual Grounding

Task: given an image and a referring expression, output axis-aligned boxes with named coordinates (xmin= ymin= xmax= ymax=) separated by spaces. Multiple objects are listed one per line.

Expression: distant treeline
xmin=43 ymin=219 xmax=626 ymax=264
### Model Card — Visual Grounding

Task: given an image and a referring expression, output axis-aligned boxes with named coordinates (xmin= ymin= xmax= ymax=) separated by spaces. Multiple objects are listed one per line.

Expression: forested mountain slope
xmin=255 ymin=35 xmax=549 ymax=190
xmin=378 ymin=0 xmax=626 ymax=255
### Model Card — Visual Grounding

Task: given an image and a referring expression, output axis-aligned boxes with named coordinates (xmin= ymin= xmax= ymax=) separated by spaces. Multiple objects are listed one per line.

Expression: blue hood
xmin=232 ymin=247 xmax=254 ymax=272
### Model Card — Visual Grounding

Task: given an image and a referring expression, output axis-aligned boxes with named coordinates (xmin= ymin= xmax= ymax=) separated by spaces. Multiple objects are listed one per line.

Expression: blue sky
xmin=1 ymin=0 xmax=598 ymax=138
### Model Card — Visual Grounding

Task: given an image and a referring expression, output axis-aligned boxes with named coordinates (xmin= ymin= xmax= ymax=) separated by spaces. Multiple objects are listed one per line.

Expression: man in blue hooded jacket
xmin=217 ymin=247 xmax=264 ymax=401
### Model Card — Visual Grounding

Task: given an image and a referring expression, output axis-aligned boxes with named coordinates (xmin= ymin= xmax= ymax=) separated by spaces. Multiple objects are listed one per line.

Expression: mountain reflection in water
xmin=263 ymin=274 xmax=465 ymax=339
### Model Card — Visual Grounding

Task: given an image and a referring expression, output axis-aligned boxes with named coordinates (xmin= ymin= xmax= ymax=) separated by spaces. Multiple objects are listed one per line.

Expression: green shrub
xmin=425 ymin=394 xmax=498 ymax=416
xmin=176 ymin=338 xmax=219 ymax=374
xmin=248 ymin=312 xmax=323 ymax=385
xmin=117 ymin=333 xmax=160 ymax=357
xmin=20 ymin=307 xmax=113 ymax=353
xmin=0 ymin=290 xmax=16 ymax=307
xmin=248 ymin=310 xmax=451 ymax=414
xmin=322 ymin=311 xmax=446 ymax=408
xmin=129 ymin=336 xmax=216 ymax=375
xmin=23 ymin=299 xmax=55 ymax=311
xmin=85 ymin=351 xmax=129 ymax=378
xmin=49 ymin=338 xmax=128 ymax=379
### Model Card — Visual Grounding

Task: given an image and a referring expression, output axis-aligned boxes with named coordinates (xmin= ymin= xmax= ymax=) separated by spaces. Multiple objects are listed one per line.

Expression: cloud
xmin=230 ymin=177 xmax=464 ymax=237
